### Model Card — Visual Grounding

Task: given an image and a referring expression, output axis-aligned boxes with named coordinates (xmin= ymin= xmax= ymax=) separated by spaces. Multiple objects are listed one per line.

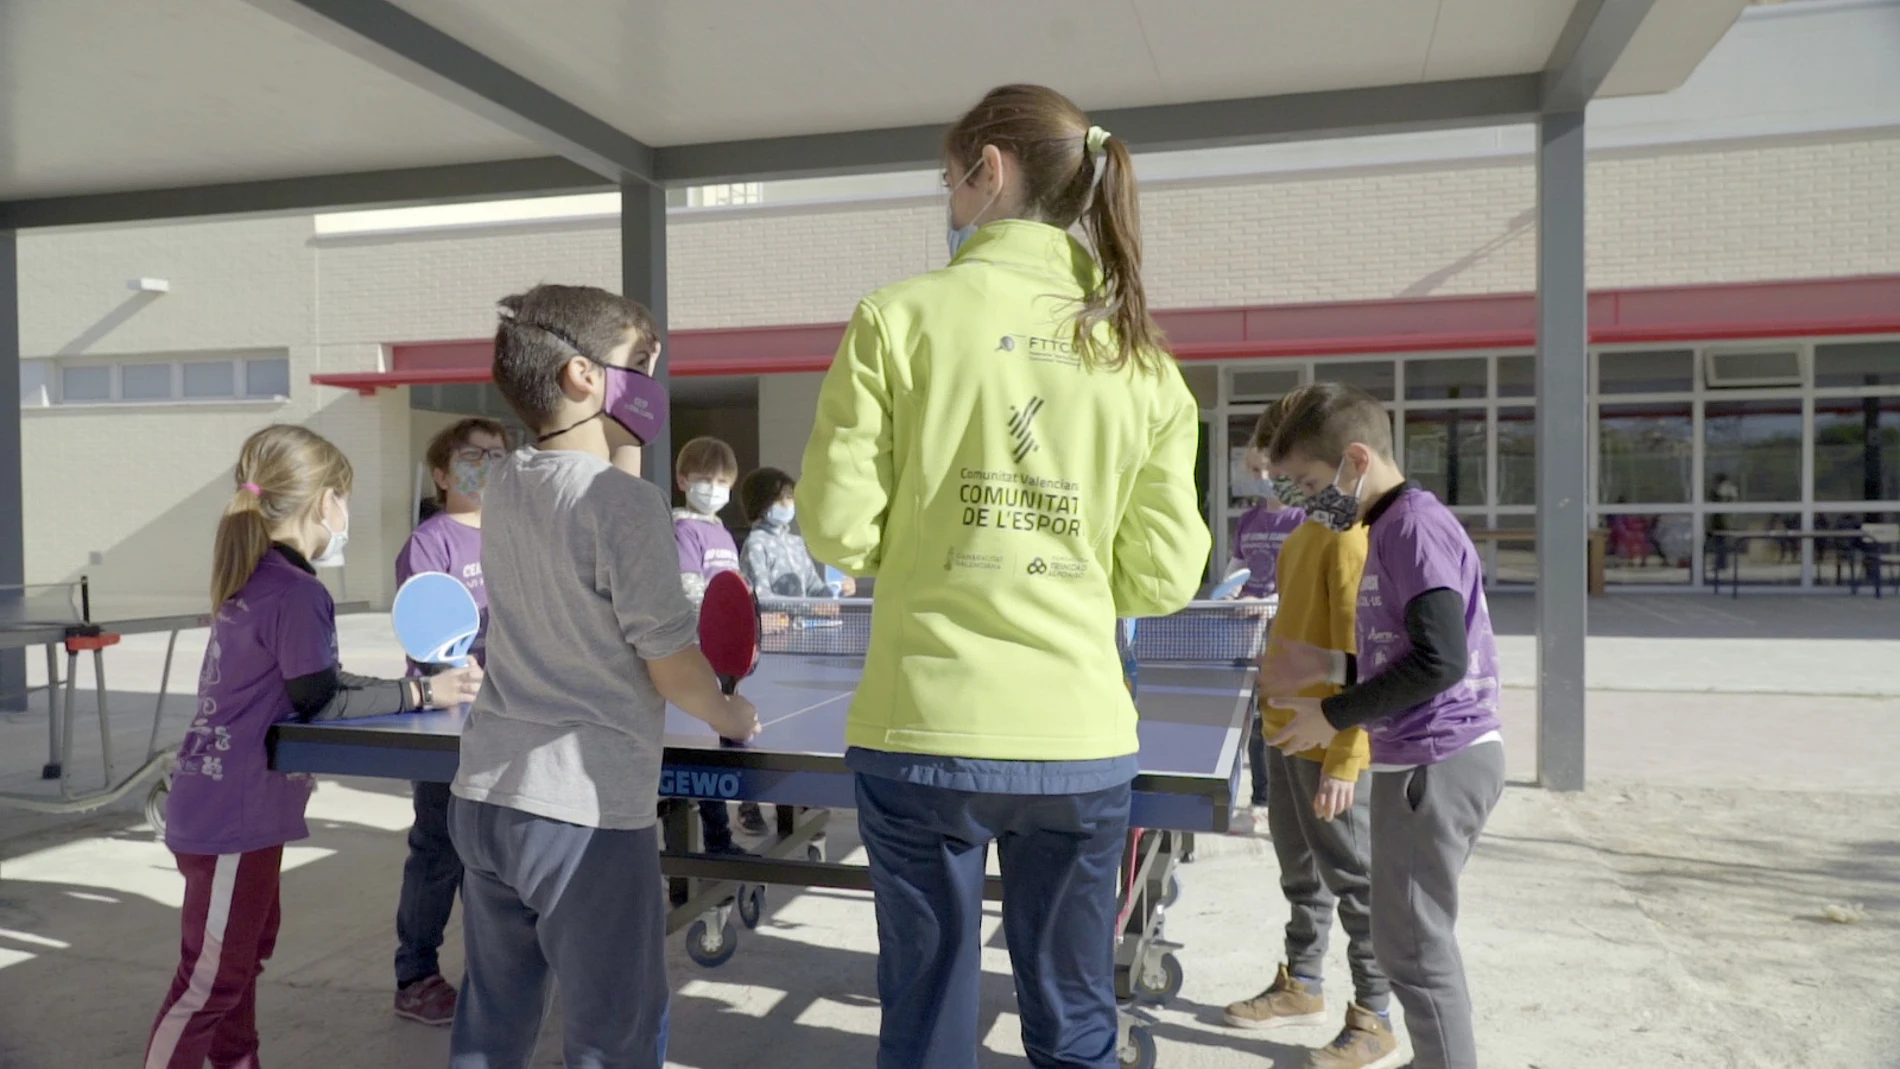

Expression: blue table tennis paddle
xmin=823 ymin=565 xmax=847 ymax=598
xmin=392 ymin=572 xmax=480 ymax=667
xmin=1209 ymin=567 xmax=1252 ymax=600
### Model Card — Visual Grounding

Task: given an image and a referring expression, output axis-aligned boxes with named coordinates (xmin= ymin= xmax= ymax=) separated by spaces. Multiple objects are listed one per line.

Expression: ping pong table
xmin=268 ymin=600 xmax=1263 ymax=1069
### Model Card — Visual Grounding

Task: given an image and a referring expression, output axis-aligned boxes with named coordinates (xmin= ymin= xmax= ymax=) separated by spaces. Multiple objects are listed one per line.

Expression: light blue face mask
xmin=765 ymin=502 xmax=795 ymax=527
xmin=945 ymin=158 xmax=996 ymax=260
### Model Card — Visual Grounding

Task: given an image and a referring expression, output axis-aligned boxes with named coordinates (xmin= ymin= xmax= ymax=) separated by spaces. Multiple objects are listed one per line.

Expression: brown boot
xmin=1222 ymin=964 xmax=1326 ymax=1030
xmin=1307 ymin=1002 xmax=1403 ymax=1069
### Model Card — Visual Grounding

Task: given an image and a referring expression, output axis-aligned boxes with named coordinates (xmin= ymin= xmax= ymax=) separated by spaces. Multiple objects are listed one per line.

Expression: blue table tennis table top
xmin=270 ymin=651 xmax=1256 ymax=831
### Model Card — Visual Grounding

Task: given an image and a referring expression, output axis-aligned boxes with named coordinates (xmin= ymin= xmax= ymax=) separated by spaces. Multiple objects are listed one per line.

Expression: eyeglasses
xmin=454 ymin=447 xmax=508 ymax=464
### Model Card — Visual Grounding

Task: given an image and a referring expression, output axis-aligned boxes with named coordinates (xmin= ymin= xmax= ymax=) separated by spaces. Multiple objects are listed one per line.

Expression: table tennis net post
xmin=757 ymin=597 xmax=1270 ymax=666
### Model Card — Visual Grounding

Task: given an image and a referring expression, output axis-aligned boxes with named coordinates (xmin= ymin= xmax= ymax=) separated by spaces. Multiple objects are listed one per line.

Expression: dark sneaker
xmin=393 ymin=974 xmax=457 ymax=1026
xmin=738 ymin=802 xmax=769 ymax=835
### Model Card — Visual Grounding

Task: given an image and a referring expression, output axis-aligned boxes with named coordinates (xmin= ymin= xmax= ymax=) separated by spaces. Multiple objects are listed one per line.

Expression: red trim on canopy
xmin=310 ymin=274 xmax=1900 ymax=394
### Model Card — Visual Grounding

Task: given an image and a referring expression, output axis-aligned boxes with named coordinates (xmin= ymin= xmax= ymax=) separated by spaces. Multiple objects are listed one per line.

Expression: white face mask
xmin=686 ymin=480 xmax=730 ymax=516
xmin=312 ymin=495 xmax=349 ymax=569
xmin=765 ymin=502 xmax=795 ymax=527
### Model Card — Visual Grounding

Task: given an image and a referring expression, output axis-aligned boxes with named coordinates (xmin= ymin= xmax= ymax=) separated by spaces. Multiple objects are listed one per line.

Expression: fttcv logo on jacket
xmin=1008 ymin=396 xmax=1044 ymax=463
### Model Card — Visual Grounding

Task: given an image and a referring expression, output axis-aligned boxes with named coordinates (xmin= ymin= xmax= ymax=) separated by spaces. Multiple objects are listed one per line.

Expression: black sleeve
xmin=1320 ymin=588 xmax=1469 ymax=731
xmin=286 ymin=667 xmax=415 ymax=722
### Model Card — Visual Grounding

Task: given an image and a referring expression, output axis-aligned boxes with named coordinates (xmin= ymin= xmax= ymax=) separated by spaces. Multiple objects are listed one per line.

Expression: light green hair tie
xmin=1085 ymin=125 xmax=1112 ymax=157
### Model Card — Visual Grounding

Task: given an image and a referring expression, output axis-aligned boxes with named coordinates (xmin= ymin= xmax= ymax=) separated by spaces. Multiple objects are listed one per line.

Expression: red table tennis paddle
xmin=699 ymin=571 xmax=761 ymax=746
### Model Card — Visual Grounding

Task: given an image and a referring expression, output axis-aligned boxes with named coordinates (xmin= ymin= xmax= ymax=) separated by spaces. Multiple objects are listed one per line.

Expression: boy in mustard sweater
xmin=1224 ymin=401 xmax=1401 ymax=1069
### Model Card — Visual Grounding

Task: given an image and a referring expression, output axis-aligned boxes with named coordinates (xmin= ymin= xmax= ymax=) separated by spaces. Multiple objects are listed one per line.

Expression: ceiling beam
xmin=658 ymin=74 xmax=1543 ymax=185
xmin=239 ymin=0 xmax=654 ymax=185
xmin=0 ymin=158 xmax=606 ymax=230
xmin=1542 ymin=0 xmax=1660 ymax=112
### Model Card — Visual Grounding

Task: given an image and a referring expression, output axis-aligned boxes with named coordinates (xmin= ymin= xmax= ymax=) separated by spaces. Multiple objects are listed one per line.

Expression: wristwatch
xmin=418 ymin=677 xmax=434 ymax=709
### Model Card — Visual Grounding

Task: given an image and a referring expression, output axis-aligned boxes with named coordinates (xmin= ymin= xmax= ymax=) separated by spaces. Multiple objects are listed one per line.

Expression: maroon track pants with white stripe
xmin=144 ymin=847 xmax=284 ymax=1069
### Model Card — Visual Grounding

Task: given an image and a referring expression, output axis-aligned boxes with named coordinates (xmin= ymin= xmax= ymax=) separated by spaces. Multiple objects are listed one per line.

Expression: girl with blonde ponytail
xmin=146 ymin=425 xmax=484 ymax=1069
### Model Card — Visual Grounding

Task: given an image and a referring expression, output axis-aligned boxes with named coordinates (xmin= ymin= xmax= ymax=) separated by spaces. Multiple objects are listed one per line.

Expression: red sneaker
xmin=393 ymin=974 xmax=457 ymax=1026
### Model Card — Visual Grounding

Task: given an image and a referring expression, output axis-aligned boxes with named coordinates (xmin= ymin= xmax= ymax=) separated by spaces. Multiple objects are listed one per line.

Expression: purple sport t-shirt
xmin=1355 ymin=488 xmax=1502 ymax=766
xmin=674 ymin=513 xmax=740 ymax=584
xmin=397 ymin=511 xmax=487 ymax=667
xmin=165 ymin=550 xmax=338 ymax=856
xmin=1232 ymin=505 xmax=1308 ymax=598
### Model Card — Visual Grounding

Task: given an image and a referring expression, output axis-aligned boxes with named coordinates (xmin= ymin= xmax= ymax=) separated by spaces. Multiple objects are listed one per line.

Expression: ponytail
xmin=1076 ymin=135 xmax=1163 ymax=375
xmin=210 ymin=425 xmax=355 ymax=609
xmin=210 ymin=490 xmax=275 ymax=608
xmin=943 ymin=84 xmax=1167 ymax=376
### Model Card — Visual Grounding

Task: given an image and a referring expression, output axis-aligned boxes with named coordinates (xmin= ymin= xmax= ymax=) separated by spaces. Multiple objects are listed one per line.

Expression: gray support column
xmin=1534 ymin=111 xmax=1589 ymax=791
xmin=1 ymin=230 xmax=23 ymax=711
xmin=621 ymin=182 xmax=670 ymax=488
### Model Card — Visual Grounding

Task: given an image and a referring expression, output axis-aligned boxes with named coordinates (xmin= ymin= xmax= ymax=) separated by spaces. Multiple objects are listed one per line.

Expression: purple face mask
xmin=602 ymin=364 xmax=669 ymax=446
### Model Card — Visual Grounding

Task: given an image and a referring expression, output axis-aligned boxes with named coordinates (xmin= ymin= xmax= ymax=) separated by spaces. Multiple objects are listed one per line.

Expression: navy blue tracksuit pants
xmin=855 ymin=772 xmax=1130 ymax=1069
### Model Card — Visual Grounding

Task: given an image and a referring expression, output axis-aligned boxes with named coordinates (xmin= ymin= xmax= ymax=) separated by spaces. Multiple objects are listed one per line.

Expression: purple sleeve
xmin=395 ymin=525 xmax=449 ymax=587
xmin=1383 ymin=511 xmax=1472 ymax=607
xmin=674 ymin=518 xmax=704 ymax=576
xmin=273 ymin=580 xmax=340 ymax=680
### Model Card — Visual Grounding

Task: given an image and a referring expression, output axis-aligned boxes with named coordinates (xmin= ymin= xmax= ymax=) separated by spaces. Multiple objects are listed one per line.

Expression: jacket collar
xmin=950 ymin=220 xmax=1102 ymax=291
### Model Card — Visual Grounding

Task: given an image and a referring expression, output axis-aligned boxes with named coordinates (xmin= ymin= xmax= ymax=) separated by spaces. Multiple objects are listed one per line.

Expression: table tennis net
xmin=0 ymin=582 xmax=86 ymax=630
xmin=757 ymin=598 xmax=1270 ymax=665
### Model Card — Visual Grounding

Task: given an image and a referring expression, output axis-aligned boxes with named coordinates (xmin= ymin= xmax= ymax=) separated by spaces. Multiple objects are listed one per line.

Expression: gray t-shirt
xmin=452 ymin=448 xmax=697 ymax=829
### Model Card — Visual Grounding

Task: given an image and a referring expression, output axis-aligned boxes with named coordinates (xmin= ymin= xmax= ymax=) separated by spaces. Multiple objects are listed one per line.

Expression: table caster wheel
xmin=1118 ymin=1023 xmax=1156 ymax=1069
xmin=145 ymin=778 xmax=169 ymax=837
xmin=738 ymin=884 xmax=766 ymax=929
xmin=685 ymin=917 xmax=738 ymax=967
xmin=1159 ymin=872 xmax=1182 ymax=907
xmin=1132 ymin=951 xmax=1184 ymax=1004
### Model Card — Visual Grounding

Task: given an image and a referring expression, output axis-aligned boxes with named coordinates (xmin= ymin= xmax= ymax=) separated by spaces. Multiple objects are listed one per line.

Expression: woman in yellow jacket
xmin=798 ymin=84 xmax=1211 ymax=1069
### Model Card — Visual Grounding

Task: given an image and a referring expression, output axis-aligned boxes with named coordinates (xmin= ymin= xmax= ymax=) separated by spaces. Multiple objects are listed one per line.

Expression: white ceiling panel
xmin=1600 ymin=0 xmax=1750 ymax=98
xmin=1422 ymin=0 xmax=1576 ymax=81
xmin=0 ymin=0 xmax=541 ymax=200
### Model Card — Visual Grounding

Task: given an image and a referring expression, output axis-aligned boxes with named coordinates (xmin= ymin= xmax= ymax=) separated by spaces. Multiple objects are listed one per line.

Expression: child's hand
xmin=429 ymin=664 xmax=485 ymax=708
xmin=1314 ymin=776 xmax=1355 ymax=821
xmin=712 ymin=693 xmax=761 ymax=744
xmin=1266 ymin=697 xmax=1337 ymax=753
xmin=838 ymin=577 xmax=858 ymax=597
xmin=1260 ymin=638 xmax=1331 ymax=695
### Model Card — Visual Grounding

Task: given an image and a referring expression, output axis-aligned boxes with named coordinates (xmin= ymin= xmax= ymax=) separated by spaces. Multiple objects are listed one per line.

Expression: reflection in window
xmin=1814 ymin=396 xmax=1900 ymax=503
xmin=1599 ymin=350 xmax=1694 ymax=394
xmin=1405 ymin=358 xmax=1487 ymax=401
xmin=1497 ymin=407 xmax=1535 ymax=505
xmin=1704 ymin=400 xmax=1802 ymax=503
xmin=1404 ymin=409 xmax=1486 ymax=507
xmin=1815 ymin=341 xmax=1900 ymax=389
xmin=1497 ymin=355 xmax=1536 ymax=398
xmin=1316 ymin=360 xmax=1395 ymax=401
xmin=1598 ymin=403 xmax=1693 ymax=504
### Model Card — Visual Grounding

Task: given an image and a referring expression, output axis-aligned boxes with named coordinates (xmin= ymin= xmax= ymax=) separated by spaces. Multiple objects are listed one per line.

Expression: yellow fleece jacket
xmin=1262 ymin=521 xmax=1372 ymax=781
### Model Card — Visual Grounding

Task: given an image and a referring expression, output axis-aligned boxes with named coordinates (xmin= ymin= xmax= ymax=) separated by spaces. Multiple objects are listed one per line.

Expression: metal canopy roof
xmin=0 ymin=0 xmax=1747 ymax=228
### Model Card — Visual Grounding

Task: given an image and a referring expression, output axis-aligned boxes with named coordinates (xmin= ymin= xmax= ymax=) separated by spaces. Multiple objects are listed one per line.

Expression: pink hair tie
xmin=240 ymin=482 xmax=263 ymax=496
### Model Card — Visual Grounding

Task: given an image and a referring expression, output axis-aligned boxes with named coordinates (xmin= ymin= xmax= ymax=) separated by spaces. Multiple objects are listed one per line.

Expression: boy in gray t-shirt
xmin=448 ymin=284 xmax=758 ymax=1068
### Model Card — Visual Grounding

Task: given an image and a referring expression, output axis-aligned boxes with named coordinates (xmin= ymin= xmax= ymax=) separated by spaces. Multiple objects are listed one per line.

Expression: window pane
xmin=1497 ymin=355 xmax=1535 ymax=398
xmin=1599 ymin=349 xmax=1693 ymax=394
xmin=1814 ymin=396 xmax=1900 ymax=502
xmin=121 ymin=364 xmax=172 ymax=401
xmin=1498 ymin=406 xmax=1535 ymax=505
xmin=245 ymin=357 xmax=291 ymax=398
xmin=1814 ymin=511 xmax=1900 ymax=588
xmin=1227 ymin=412 xmax=1268 ymax=507
xmin=181 ymin=361 xmax=236 ymax=398
xmin=1598 ymin=402 xmax=1693 ymax=504
xmin=60 ymin=365 xmax=112 ymax=402
xmin=19 ymin=360 xmax=51 ymax=407
xmin=1602 ymin=509 xmax=1693 ymax=585
xmin=1703 ymin=513 xmax=1804 ymax=588
xmin=1404 ymin=409 xmax=1486 ymax=507
xmin=1704 ymin=399 xmax=1802 ymax=503
xmin=1316 ymin=360 xmax=1394 ymax=401
xmin=1405 ymin=358 xmax=1487 ymax=401
xmin=1815 ymin=341 xmax=1900 ymax=389
xmin=1483 ymin=514 xmax=1537 ymax=587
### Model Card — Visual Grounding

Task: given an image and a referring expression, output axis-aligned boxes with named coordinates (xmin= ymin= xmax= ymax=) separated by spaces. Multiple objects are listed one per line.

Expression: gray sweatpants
xmin=1369 ymin=741 xmax=1506 ymax=1069
xmin=1265 ymin=748 xmax=1389 ymax=1011
xmin=447 ymin=797 xmax=669 ymax=1069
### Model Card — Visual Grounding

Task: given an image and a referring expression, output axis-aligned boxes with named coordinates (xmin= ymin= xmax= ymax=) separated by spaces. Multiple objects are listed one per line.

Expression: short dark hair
xmin=425 ymin=418 xmax=509 ymax=504
xmin=1267 ymin=381 xmax=1394 ymax=465
xmin=675 ymin=437 xmax=738 ymax=481
xmin=492 ymin=284 xmax=657 ymax=431
xmin=1249 ymin=395 xmax=1291 ymax=452
xmin=739 ymin=467 xmax=797 ymax=524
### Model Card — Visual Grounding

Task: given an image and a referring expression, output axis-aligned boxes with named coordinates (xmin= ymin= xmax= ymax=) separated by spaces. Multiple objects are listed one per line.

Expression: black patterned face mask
xmin=1305 ymin=465 xmax=1365 ymax=532
xmin=1270 ymin=475 xmax=1306 ymax=509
